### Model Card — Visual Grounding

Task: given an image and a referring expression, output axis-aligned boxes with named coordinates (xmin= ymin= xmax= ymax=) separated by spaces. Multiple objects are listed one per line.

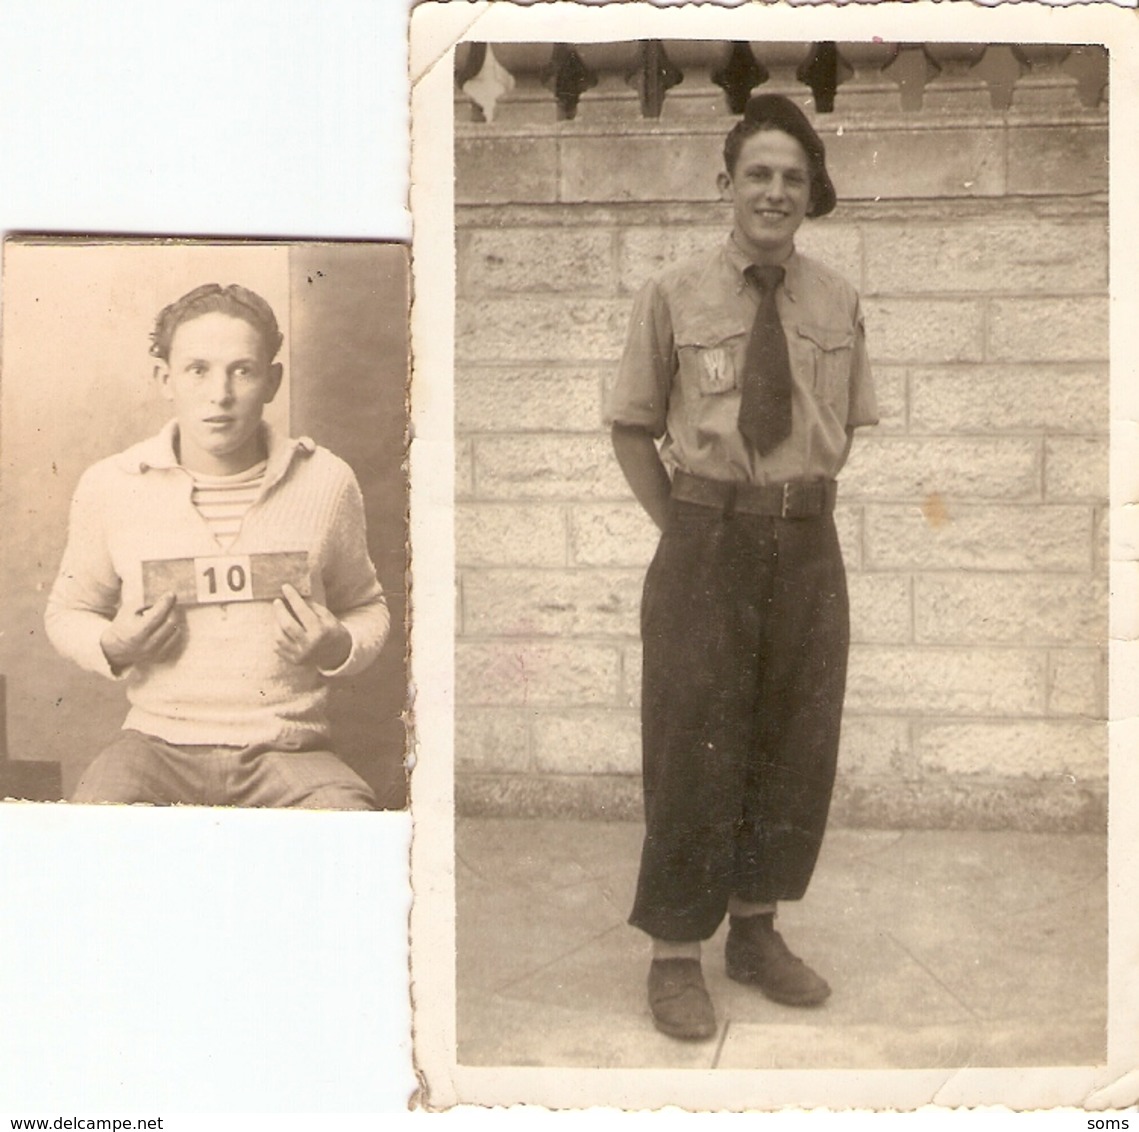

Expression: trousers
xmin=72 ymin=729 xmax=377 ymax=810
xmin=629 ymin=496 xmax=849 ymax=941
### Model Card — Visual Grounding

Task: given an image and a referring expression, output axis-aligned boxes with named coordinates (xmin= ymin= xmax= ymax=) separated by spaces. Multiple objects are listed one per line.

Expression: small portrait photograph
xmin=0 ymin=239 xmax=409 ymax=811
xmin=409 ymin=0 xmax=1138 ymax=1112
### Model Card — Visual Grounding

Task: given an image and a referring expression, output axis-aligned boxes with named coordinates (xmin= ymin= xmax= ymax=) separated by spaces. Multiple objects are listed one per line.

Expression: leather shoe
xmin=725 ymin=914 xmax=831 ymax=1006
xmin=647 ymin=958 xmax=717 ymax=1041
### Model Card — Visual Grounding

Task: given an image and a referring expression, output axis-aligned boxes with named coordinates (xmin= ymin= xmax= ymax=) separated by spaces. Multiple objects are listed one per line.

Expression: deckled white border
xmin=409 ymin=0 xmax=1139 ymax=1111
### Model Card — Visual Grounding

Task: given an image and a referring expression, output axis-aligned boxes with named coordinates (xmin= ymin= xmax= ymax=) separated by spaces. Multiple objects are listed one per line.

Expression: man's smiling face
xmin=718 ymin=128 xmax=811 ymax=265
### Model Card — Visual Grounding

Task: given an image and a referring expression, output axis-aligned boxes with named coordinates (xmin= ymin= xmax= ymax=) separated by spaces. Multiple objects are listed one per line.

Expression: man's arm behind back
xmin=612 ymin=423 xmax=672 ymax=533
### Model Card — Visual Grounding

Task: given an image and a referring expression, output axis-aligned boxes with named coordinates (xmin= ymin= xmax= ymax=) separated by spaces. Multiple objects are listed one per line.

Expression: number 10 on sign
xmin=195 ymin=555 xmax=255 ymax=604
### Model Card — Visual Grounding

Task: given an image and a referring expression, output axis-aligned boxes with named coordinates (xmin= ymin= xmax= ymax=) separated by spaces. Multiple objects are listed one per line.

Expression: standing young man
xmin=607 ymin=95 xmax=878 ymax=1040
xmin=46 ymin=283 xmax=389 ymax=809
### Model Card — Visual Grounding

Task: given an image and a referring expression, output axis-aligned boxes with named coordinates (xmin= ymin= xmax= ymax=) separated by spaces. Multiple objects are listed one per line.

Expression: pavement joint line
xmin=487 ymin=918 xmax=628 ymax=999
xmin=831 ymin=830 xmax=909 ymax=861
xmin=884 ymin=929 xmax=981 ymax=1022
xmin=1000 ymin=872 xmax=1106 ymax=920
xmin=458 ymin=847 xmax=624 ymax=902
xmin=454 ymin=844 xmax=489 ymax=882
xmin=838 ymin=833 xmax=1102 ymax=888
xmin=711 ymin=1016 xmax=731 ymax=1068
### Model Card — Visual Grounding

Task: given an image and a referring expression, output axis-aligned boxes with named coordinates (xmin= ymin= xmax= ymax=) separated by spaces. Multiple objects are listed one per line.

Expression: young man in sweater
xmin=608 ymin=95 xmax=878 ymax=1039
xmin=46 ymin=283 xmax=389 ymax=809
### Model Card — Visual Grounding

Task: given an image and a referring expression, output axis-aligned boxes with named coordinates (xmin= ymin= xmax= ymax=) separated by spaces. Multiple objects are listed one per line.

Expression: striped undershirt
xmin=188 ymin=459 xmax=268 ymax=549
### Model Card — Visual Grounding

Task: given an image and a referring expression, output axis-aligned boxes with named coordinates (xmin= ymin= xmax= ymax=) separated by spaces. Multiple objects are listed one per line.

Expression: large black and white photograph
xmin=0 ymin=240 xmax=409 ymax=811
xmin=410 ymin=0 xmax=1136 ymax=1111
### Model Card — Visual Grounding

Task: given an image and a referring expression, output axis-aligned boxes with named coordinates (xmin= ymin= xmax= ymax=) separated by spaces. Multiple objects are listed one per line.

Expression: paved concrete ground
xmin=456 ymin=819 xmax=1106 ymax=1070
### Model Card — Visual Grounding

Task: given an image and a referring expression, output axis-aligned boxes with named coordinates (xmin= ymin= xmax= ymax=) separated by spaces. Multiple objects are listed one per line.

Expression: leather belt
xmin=672 ymin=470 xmax=837 ymax=519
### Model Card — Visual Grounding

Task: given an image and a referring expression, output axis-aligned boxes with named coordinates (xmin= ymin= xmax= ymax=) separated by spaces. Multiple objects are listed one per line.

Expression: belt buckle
xmin=781 ymin=481 xmax=793 ymax=518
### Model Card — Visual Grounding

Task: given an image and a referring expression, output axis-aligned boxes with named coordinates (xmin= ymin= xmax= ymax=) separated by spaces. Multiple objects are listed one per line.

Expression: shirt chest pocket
xmin=792 ymin=322 xmax=854 ymax=405
xmin=677 ymin=331 xmax=747 ymax=397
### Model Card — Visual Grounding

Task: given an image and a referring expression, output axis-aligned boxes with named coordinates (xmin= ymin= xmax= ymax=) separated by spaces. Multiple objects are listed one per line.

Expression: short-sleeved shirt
xmin=607 ymin=235 xmax=878 ymax=485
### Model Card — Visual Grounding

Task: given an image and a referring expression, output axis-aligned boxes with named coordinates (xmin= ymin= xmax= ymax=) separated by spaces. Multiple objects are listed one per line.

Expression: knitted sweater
xmin=45 ymin=421 xmax=390 ymax=748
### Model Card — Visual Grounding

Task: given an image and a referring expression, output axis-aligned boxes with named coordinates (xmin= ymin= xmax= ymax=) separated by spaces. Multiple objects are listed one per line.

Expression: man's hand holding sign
xmin=273 ymin=583 xmax=352 ymax=671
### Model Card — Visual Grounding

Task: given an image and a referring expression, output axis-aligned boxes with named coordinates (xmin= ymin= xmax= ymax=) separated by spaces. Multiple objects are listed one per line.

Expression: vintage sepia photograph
xmin=410 ymin=0 xmax=1135 ymax=1112
xmin=0 ymin=239 xmax=409 ymax=812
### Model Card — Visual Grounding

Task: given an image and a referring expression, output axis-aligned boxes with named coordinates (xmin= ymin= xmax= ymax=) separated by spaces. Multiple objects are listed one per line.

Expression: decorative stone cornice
xmin=455 ymin=40 xmax=1108 ymax=124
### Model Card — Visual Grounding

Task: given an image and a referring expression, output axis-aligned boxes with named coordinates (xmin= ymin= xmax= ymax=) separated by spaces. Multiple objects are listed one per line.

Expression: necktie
xmin=738 ymin=264 xmax=792 ymax=456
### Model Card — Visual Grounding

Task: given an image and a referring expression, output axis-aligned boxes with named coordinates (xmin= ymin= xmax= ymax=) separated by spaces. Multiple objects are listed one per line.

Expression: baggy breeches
xmin=629 ymin=497 xmax=850 ymax=941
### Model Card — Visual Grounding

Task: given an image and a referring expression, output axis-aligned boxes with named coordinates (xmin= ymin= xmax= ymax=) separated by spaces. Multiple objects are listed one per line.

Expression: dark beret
xmin=743 ymin=93 xmax=836 ymax=218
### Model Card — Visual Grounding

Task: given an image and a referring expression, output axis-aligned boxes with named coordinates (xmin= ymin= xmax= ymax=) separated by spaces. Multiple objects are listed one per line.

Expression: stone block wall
xmin=453 ymin=42 xmax=1109 ymax=830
